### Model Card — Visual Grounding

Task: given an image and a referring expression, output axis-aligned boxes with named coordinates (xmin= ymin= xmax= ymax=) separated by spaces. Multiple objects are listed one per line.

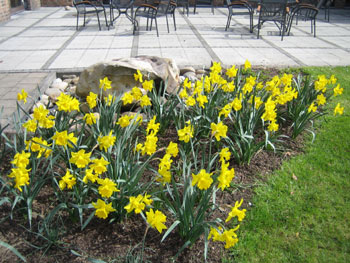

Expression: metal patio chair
xmin=73 ymin=0 xmax=109 ymax=30
xmin=225 ymin=0 xmax=254 ymax=33
xmin=256 ymin=0 xmax=289 ymax=40
xmin=287 ymin=3 xmax=318 ymax=37
xmin=133 ymin=0 xmax=177 ymax=37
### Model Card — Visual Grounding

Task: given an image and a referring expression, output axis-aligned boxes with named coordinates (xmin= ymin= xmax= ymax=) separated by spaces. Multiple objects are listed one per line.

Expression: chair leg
xmin=225 ymin=15 xmax=231 ymax=31
xmin=250 ymin=12 xmax=253 ymax=33
xmin=313 ymin=19 xmax=316 ymax=37
xmin=166 ymin=15 xmax=170 ymax=33
xmin=155 ymin=17 xmax=159 ymax=37
xmin=96 ymin=13 xmax=101 ymax=31
xmin=104 ymin=11 xmax=109 ymax=30
xmin=173 ymin=12 xmax=176 ymax=31
xmin=83 ymin=13 xmax=86 ymax=27
xmin=76 ymin=13 xmax=79 ymax=30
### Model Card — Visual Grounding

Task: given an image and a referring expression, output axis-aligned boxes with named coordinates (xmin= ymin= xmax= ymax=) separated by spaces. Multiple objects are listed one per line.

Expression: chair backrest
xmin=73 ymin=0 xmax=87 ymax=12
xmin=111 ymin=0 xmax=134 ymax=8
xmin=156 ymin=0 xmax=176 ymax=16
xmin=259 ymin=0 xmax=288 ymax=17
xmin=296 ymin=4 xmax=318 ymax=19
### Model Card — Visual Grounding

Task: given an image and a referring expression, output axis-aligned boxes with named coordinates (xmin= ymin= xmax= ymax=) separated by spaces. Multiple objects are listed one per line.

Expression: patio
xmin=0 ymin=6 xmax=349 ymax=72
xmin=0 ymin=5 xmax=349 ymax=128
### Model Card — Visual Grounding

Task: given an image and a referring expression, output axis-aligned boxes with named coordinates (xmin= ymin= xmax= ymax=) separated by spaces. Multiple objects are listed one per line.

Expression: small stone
xmin=72 ymin=77 xmax=80 ymax=85
xmin=180 ymin=66 xmax=196 ymax=75
xmin=80 ymin=102 xmax=90 ymax=113
xmin=45 ymin=88 xmax=62 ymax=102
xmin=39 ymin=94 xmax=49 ymax=106
xmin=62 ymin=74 xmax=77 ymax=79
xmin=68 ymin=85 xmax=76 ymax=95
xmin=51 ymin=81 xmax=68 ymax=91
xmin=65 ymin=6 xmax=71 ymax=10
xmin=51 ymin=78 xmax=62 ymax=85
xmin=179 ymin=76 xmax=186 ymax=83
xmin=196 ymin=69 xmax=206 ymax=75
xmin=184 ymin=71 xmax=198 ymax=82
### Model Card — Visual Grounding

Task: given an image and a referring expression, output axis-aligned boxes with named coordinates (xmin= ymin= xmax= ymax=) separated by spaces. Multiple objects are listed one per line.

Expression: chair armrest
xmin=138 ymin=3 xmax=158 ymax=10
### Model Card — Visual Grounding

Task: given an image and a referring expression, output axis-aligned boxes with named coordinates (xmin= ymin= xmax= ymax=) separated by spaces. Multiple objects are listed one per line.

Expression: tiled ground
xmin=0 ymin=6 xmax=349 ymax=129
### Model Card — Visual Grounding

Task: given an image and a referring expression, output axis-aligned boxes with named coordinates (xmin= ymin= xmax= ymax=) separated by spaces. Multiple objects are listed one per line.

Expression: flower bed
xmin=0 ymin=61 xmax=345 ymax=262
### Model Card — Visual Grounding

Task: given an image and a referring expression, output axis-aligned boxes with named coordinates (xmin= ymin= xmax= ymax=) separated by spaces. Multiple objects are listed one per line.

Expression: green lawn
xmin=226 ymin=66 xmax=350 ymax=263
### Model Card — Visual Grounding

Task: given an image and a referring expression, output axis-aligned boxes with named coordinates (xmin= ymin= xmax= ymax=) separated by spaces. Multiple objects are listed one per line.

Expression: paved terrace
xmin=0 ymin=6 xmax=349 ymax=128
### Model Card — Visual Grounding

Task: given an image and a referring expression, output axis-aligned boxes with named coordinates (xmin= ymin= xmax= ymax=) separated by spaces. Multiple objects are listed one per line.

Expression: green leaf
xmin=161 ymin=220 xmax=180 ymax=242
xmin=0 ymin=240 xmax=26 ymax=262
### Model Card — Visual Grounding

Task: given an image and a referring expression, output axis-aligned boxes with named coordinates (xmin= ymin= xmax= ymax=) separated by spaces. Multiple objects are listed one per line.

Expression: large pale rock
xmin=76 ymin=56 xmax=180 ymax=98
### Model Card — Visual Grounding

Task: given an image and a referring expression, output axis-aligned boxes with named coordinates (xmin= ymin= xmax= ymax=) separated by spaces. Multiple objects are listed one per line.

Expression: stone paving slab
xmin=0 ymin=6 xmax=349 ymax=131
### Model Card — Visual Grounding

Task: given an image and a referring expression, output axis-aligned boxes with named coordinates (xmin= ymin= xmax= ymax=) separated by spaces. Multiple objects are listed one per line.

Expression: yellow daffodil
xmin=307 ymin=102 xmax=317 ymax=113
xmin=220 ymin=148 xmax=231 ymax=163
xmin=185 ymin=96 xmax=196 ymax=107
xmin=221 ymin=226 xmax=239 ymax=249
xmin=22 ymin=119 xmax=37 ymax=133
xmin=8 ymin=167 xmax=31 ymax=192
xmin=56 ymin=93 xmax=80 ymax=112
xmin=33 ymin=105 xmax=49 ymax=122
xmin=17 ymin=89 xmax=28 ymax=104
xmin=226 ymin=65 xmax=238 ymax=78
xmin=211 ymin=122 xmax=228 ymax=141
xmin=97 ymin=178 xmax=120 ymax=198
xmin=11 ymin=151 xmax=30 ymax=168
xmin=134 ymin=70 xmax=143 ymax=83
xmin=192 ymin=169 xmax=213 ymax=190
xmin=334 ymin=103 xmax=344 ymax=116
xmin=329 ymin=74 xmax=337 ymax=84
xmin=52 ymin=130 xmax=77 ymax=148
xmin=316 ymin=93 xmax=326 ymax=106
xmin=333 ymin=84 xmax=343 ymax=96
xmin=83 ymin=113 xmax=97 ymax=125
xmin=59 ymin=170 xmax=76 ymax=190
xmin=218 ymin=161 xmax=235 ymax=191
xmin=146 ymin=209 xmax=167 ymax=233
xmin=90 ymin=157 xmax=110 ymax=175
xmin=166 ymin=141 xmax=178 ymax=157
xmin=244 ymin=59 xmax=251 ymax=70
xmin=117 ymin=115 xmax=132 ymax=128
xmin=146 ymin=116 xmax=160 ymax=135
xmin=104 ymin=94 xmax=115 ymax=106
xmin=86 ymin=92 xmax=98 ymax=109
xmin=226 ymin=199 xmax=246 ymax=222
xmin=196 ymin=94 xmax=208 ymax=108
xmin=268 ymin=121 xmax=279 ymax=132
xmin=99 ymin=76 xmax=112 ymax=91
xmin=142 ymin=79 xmax=154 ymax=92
xmin=219 ymin=104 xmax=232 ymax=118
xmin=83 ymin=169 xmax=98 ymax=184
xmin=124 ymin=194 xmax=146 ymax=214
xmin=69 ymin=149 xmax=91 ymax=168
xmin=231 ymin=97 xmax=242 ymax=111
xmin=142 ymin=133 xmax=158 ymax=156
xmin=140 ymin=95 xmax=152 ymax=107
xmin=121 ymin=91 xmax=134 ymax=105
xmin=98 ymin=131 xmax=116 ymax=152
xmin=178 ymin=123 xmax=194 ymax=143
xmin=92 ymin=199 xmax=116 ymax=219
